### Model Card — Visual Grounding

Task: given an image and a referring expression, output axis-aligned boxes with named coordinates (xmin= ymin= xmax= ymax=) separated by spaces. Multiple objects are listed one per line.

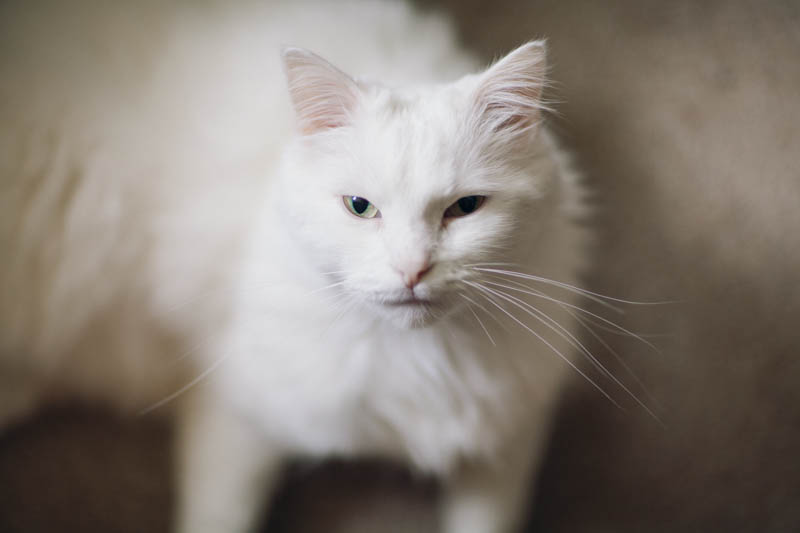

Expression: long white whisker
xmin=460 ymin=292 xmax=509 ymax=333
xmin=161 ymin=276 xmax=348 ymax=315
xmin=460 ymin=294 xmax=496 ymax=346
xmin=480 ymin=279 xmax=660 ymax=353
xmin=464 ymin=281 xmax=621 ymax=409
xmin=318 ymin=292 xmax=361 ymax=338
xmin=471 ymin=279 xmax=626 ymax=387
xmin=465 ymin=262 xmax=521 ymax=268
xmin=139 ymin=350 xmax=233 ymax=415
xmin=569 ymin=309 xmax=664 ymax=413
xmin=479 ymin=271 xmax=624 ymax=313
xmin=567 ymin=312 xmax=667 ymax=339
xmin=148 ymin=279 xmax=353 ymax=412
xmin=473 ymin=280 xmax=614 ymax=361
xmin=169 ymin=332 xmax=217 ymax=365
xmin=476 ymin=282 xmax=611 ymax=376
xmin=473 ymin=267 xmax=680 ymax=306
xmin=474 ymin=279 xmax=663 ymax=420
xmin=319 ymin=269 xmax=349 ymax=275
xmin=501 ymin=290 xmax=661 ymax=421
xmin=306 ymin=280 xmax=348 ymax=296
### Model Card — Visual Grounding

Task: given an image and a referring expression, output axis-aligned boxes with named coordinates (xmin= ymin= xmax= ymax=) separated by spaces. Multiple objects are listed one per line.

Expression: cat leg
xmin=174 ymin=393 xmax=284 ymax=533
xmin=440 ymin=434 xmax=544 ymax=533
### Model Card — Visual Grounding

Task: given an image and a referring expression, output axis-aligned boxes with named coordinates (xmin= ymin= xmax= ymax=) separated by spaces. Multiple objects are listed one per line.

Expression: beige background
xmin=2 ymin=1 xmax=799 ymax=531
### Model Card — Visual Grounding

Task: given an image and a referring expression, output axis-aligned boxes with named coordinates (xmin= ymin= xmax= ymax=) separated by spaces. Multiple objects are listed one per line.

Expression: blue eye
xmin=444 ymin=195 xmax=486 ymax=218
xmin=343 ymin=196 xmax=380 ymax=218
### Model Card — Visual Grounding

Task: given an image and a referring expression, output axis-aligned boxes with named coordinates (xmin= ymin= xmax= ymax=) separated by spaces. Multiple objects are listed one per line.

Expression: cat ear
xmin=281 ymin=47 xmax=361 ymax=136
xmin=472 ymin=41 xmax=548 ymax=143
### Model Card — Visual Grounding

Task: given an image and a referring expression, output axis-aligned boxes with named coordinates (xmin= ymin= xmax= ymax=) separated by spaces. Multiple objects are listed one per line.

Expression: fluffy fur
xmin=0 ymin=2 xmax=589 ymax=532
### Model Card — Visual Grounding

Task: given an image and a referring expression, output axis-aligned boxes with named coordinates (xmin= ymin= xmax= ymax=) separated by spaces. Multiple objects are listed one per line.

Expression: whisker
xmin=306 ymin=280 xmax=348 ymax=296
xmin=318 ymin=292 xmax=360 ymax=338
xmin=473 ymin=267 xmax=680 ymax=306
xmin=464 ymin=280 xmax=622 ymax=409
xmin=479 ymin=279 xmax=660 ymax=354
xmin=440 ymin=318 xmax=460 ymax=343
xmin=569 ymin=309 xmax=664 ymax=413
xmin=160 ymin=276 xmax=347 ymax=315
xmin=472 ymin=279 xmax=663 ymax=420
xmin=476 ymin=277 xmax=635 ymax=343
xmin=460 ymin=294 xmax=496 ymax=346
xmin=476 ymin=283 xmax=610 ymax=374
xmin=459 ymin=292 xmax=509 ymax=333
xmin=567 ymin=312 xmax=670 ymax=339
xmin=139 ymin=350 xmax=234 ymax=415
xmin=168 ymin=332 xmax=218 ymax=366
xmin=479 ymin=271 xmax=624 ymax=313
xmin=147 ymin=278 xmax=353 ymax=413
xmin=471 ymin=280 xmax=624 ymax=387
xmin=465 ymin=262 xmax=521 ymax=268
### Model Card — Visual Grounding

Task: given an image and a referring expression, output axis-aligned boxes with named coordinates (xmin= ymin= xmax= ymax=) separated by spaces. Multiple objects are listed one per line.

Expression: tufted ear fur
xmin=472 ymin=41 xmax=548 ymax=145
xmin=281 ymin=47 xmax=361 ymax=135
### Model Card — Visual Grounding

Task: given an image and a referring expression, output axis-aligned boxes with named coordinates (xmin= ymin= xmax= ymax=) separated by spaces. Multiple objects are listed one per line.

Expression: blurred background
xmin=1 ymin=1 xmax=799 ymax=531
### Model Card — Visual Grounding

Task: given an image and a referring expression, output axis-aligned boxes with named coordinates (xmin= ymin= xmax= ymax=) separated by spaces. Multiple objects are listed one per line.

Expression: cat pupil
xmin=351 ymin=196 xmax=369 ymax=214
xmin=458 ymin=196 xmax=479 ymax=213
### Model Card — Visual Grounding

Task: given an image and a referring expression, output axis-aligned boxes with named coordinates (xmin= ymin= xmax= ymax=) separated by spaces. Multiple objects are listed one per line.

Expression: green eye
xmin=343 ymin=196 xmax=380 ymax=219
xmin=444 ymin=195 xmax=486 ymax=218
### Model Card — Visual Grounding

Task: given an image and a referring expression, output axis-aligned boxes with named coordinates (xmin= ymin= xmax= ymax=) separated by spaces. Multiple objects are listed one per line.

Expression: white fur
xmin=0 ymin=2 xmax=589 ymax=532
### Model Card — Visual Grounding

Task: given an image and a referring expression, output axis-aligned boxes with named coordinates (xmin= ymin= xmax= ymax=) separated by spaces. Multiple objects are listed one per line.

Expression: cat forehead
xmin=364 ymin=80 xmax=473 ymax=132
xmin=347 ymin=83 xmax=482 ymax=197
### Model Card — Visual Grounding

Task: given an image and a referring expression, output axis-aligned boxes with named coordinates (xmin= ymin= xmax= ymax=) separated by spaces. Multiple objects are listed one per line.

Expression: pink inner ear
xmin=282 ymin=47 xmax=360 ymax=136
xmin=483 ymin=83 xmax=543 ymax=132
xmin=474 ymin=41 xmax=548 ymax=137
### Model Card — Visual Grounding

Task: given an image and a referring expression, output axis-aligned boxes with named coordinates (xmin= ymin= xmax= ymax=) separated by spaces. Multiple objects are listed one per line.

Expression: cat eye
xmin=343 ymin=196 xmax=380 ymax=219
xmin=443 ymin=195 xmax=486 ymax=218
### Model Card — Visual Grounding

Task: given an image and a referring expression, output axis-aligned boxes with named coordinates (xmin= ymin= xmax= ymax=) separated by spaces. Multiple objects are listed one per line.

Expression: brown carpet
xmin=2 ymin=1 xmax=799 ymax=531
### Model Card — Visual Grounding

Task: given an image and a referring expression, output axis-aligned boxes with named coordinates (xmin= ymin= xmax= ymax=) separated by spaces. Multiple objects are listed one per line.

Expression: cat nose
xmin=399 ymin=261 xmax=433 ymax=289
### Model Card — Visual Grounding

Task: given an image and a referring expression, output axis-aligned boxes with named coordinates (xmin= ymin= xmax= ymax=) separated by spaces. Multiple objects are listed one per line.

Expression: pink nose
xmin=401 ymin=263 xmax=433 ymax=289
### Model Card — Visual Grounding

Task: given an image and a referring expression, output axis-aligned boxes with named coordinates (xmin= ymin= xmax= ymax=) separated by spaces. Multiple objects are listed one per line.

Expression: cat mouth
xmin=384 ymin=296 xmax=435 ymax=307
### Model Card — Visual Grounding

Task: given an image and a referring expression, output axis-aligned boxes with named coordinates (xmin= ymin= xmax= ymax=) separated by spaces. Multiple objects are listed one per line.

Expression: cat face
xmin=279 ymin=43 xmax=553 ymax=328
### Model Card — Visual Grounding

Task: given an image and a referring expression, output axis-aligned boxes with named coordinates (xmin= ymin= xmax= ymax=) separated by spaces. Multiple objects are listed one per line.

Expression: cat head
xmin=278 ymin=42 xmax=561 ymax=329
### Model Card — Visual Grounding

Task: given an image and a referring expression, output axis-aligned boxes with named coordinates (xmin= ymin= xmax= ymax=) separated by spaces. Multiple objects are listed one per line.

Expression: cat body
xmin=0 ymin=2 xmax=588 ymax=532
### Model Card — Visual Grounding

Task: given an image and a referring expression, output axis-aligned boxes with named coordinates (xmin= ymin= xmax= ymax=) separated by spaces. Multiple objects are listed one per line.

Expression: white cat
xmin=0 ymin=2 xmax=589 ymax=532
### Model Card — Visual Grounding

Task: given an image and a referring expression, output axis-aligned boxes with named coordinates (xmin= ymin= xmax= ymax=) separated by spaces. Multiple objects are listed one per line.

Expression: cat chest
xmin=358 ymin=380 xmax=510 ymax=472
xmin=235 ymin=328 xmax=522 ymax=472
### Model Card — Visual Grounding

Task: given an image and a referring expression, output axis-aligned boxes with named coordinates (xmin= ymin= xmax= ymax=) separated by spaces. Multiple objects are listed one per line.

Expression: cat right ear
xmin=471 ymin=41 xmax=549 ymax=145
xmin=281 ymin=47 xmax=361 ymax=136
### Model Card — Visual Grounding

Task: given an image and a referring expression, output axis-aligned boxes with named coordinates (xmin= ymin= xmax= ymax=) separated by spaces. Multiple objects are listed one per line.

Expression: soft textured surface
xmin=2 ymin=1 xmax=799 ymax=532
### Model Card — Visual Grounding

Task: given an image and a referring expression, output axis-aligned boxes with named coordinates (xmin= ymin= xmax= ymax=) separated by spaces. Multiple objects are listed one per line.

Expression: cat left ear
xmin=472 ymin=41 xmax=548 ymax=142
xmin=281 ymin=47 xmax=361 ymax=136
